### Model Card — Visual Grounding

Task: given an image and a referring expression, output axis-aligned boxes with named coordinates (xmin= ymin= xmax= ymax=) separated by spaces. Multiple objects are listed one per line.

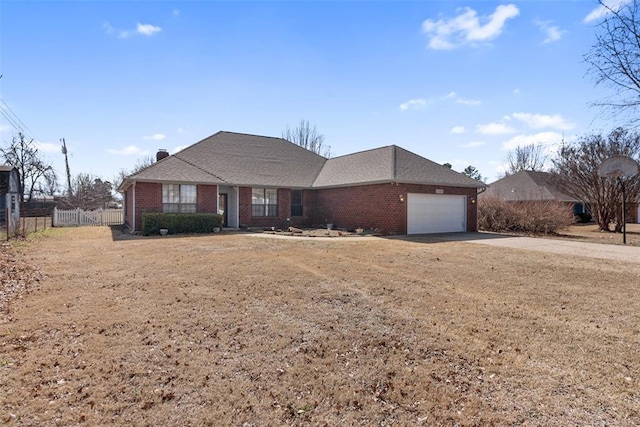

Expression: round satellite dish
xmin=598 ymin=155 xmax=639 ymax=179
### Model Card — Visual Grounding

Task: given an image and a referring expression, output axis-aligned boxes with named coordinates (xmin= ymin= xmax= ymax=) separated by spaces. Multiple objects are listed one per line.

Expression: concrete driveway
xmin=411 ymin=232 xmax=640 ymax=263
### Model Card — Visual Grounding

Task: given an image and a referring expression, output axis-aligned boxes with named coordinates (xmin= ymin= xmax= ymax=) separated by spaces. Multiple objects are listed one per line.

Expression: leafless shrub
xmin=479 ymin=195 xmax=575 ymax=234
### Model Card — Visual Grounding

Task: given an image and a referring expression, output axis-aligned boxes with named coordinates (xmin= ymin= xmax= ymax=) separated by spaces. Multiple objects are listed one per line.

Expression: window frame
xmin=251 ymin=187 xmax=278 ymax=217
xmin=290 ymin=189 xmax=303 ymax=217
xmin=162 ymin=184 xmax=197 ymax=213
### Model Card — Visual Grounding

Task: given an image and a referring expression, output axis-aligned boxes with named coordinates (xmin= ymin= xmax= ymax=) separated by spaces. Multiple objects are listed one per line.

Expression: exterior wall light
xmin=399 ymin=194 xmax=405 ymax=202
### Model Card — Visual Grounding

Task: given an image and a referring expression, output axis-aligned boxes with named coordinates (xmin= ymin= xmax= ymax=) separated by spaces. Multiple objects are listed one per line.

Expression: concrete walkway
xmin=421 ymin=232 xmax=640 ymax=263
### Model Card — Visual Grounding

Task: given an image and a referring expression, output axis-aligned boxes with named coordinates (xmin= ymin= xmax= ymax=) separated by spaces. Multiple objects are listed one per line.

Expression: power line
xmin=0 ymin=98 xmax=35 ymax=139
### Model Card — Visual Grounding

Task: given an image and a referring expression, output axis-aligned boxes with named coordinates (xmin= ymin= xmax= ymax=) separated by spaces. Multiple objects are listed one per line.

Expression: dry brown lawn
xmin=557 ymin=223 xmax=640 ymax=246
xmin=1 ymin=227 xmax=639 ymax=426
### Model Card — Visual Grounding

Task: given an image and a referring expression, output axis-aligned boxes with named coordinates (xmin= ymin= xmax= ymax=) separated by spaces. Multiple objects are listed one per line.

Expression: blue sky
xmin=0 ymin=0 xmax=627 ymax=186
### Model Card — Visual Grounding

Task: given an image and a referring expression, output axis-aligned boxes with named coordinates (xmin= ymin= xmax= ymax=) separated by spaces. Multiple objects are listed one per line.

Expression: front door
xmin=218 ymin=193 xmax=228 ymax=227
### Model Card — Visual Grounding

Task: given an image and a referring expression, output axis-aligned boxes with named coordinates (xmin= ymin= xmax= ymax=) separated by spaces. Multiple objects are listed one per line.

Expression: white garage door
xmin=407 ymin=193 xmax=466 ymax=234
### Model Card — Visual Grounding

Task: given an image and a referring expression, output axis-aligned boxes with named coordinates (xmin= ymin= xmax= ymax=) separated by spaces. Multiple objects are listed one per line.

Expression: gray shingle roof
xmin=128 ymin=155 xmax=226 ymax=184
xmin=484 ymin=170 xmax=579 ymax=202
xmin=127 ymin=131 xmax=326 ymax=188
xmin=120 ymin=132 xmax=486 ymax=190
xmin=313 ymin=145 xmax=484 ymax=188
xmin=394 ymin=146 xmax=485 ymax=188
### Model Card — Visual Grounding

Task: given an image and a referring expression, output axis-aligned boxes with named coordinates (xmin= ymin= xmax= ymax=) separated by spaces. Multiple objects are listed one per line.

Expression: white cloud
xmin=476 ymin=122 xmax=516 ymax=135
xmin=173 ymin=9 xmax=180 ymax=17
xmin=137 ymin=23 xmax=162 ymax=36
xmin=461 ymin=141 xmax=486 ymax=148
xmin=513 ymin=88 xmax=522 ymax=96
xmin=108 ymin=145 xmax=149 ymax=156
xmin=502 ymin=131 xmax=562 ymax=150
xmin=34 ymin=141 xmax=62 ymax=153
xmin=451 ymin=126 xmax=465 ymax=134
xmin=422 ymin=4 xmax=519 ymax=50
xmin=511 ymin=112 xmax=575 ymax=130
xmin=400 ymin=92 xmax=479 ymax=110
xmin=143 ymin=133 xmax=166 ymax=141
xmin=103 ymin=21 xmax=161 ymax=38
xmin=103 ymin=22 xmax=132 ymax=39
xmin=399 ymin=98 xmax=428 ymax=111
xmin=534 ymin=20 xmax=566 ymax=44
xmin=103 ymin=22 xmax=115 ymax=35
xmin=456 ymin=98 xmax=482 ymax=106
xmin=584 ymin=0 xmax=632 ymax=23
xmin=444 ymin=92 xmax=481 ymax=105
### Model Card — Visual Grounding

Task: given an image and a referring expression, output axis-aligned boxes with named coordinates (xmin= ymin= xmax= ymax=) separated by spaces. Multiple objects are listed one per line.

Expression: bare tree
xmin=61 ymin=173 xmax=113 ymax=210
xmin=282 ymin=120 xmax=331 ymax=157
xmin=40 ymin=169 xmax=60 ymax=196
xmin=116 ymin=154 xmax=155 ymax=186
xmin=0 ymin=133 xmax=56 ymax=202
xmin=585 ymin=0 xmax=640 ymax=124
xmin=505 ymin=144 xmax=547 ymax=175
xmin=552 ymin=128 xmax=640 ymax=232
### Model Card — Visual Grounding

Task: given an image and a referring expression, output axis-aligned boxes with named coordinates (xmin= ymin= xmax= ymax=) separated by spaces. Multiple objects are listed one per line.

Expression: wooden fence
xmin=53 ymin=208 xmax=123 ymax=227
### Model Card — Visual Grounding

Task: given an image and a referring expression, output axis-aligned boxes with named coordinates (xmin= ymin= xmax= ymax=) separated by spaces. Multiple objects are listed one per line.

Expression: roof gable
xmin=127 ymin=131 xmax=327 ymax=187
xmin=122 ymin=133 xmax=485 ymax=190
xmin=312 ymin=146 xmax=395 ymax=187
xmin=127 ymin=155 xmax=225 ymax=184
xmin=485 ymin=170 xmax=578 ymax=202
xmin=394 ymin=146 xmax=485 ymax=188
xmin=313 ymin=145 xmax=485 ymax=188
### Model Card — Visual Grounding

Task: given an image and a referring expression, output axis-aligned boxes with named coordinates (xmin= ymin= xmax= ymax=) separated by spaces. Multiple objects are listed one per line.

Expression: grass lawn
xmin=1 ymin=227 xmax=639 ymax=425
xmin=556 ymin=222 xmax=640 ymax=246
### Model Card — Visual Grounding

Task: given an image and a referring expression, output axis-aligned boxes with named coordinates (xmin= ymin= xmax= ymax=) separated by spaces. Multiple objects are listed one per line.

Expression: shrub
xmin=142 ymin=213 xmax=223 ymax=236
xmin=576 ymin=213 xmax=593 ymax=223
xmin=478 ymin=196 xmax=575 ymax=234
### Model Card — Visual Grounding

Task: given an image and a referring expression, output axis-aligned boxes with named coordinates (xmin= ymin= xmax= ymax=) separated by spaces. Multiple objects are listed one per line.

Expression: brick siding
xmin=124 ymin=182 xmax=218 ymax=231
xmin=314 ymin=183 xmax=477 ymax=235
xmin=126 ymin=182 xmax=479 ymax=234
xmin=197 ymin=185 xmax=218 ymax=214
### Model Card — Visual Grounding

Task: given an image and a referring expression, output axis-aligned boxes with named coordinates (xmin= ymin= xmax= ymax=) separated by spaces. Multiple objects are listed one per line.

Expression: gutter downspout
xmin=235 ymin=186 xmax=240 ymax=228
xmin=132 ymin=181 xmax=136 ymax=233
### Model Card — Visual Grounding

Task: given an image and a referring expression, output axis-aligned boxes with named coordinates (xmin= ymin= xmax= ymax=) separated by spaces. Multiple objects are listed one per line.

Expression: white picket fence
xmin=53 ymin=207 xmax=123 ymax=227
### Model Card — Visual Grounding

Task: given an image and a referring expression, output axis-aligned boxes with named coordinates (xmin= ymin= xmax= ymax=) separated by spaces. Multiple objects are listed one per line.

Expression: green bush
xmin=142 ymin=213 xmax=223 ymax=236
xmin=478 ymin=196 xmax=575 ymax=234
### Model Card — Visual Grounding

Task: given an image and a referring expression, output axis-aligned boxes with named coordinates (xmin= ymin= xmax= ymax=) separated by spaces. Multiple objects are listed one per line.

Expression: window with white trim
xmin=162 ymin=184 xmax=197 ymax=213
xmin=252 ymin=188 xmax=278 ymax=217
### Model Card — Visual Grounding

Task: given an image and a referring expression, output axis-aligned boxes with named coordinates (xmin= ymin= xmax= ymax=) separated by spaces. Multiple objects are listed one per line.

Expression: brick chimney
xmin=156 ymin=149 xmax=169 ymax=162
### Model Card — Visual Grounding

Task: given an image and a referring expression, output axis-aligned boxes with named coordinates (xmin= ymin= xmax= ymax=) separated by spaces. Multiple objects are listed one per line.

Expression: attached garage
xmin=407 ymin=193 xmax=467 ymax=234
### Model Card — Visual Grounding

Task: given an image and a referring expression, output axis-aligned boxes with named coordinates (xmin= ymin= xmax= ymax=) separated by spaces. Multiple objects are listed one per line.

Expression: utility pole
xmin=61 ymin=138 xmax=72 ymax=197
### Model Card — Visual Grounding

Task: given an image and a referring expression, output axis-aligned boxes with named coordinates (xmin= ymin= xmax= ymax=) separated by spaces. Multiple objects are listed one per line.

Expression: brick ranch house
xmin=483 ymin=170 xmax=640 ymax=223
xmin=118 ymin=131 xmax=486 ymax=235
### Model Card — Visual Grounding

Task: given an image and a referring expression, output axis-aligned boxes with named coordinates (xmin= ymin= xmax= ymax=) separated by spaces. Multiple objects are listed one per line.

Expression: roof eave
xmin=312 ymin=179 xmax=486 ymax=190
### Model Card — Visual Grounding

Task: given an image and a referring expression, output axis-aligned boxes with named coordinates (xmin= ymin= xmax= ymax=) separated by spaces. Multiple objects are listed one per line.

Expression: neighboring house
xmin=483 ymin=170 xmax=597 ymax=218
xmin=484 ymin=170 xmax=640 ymax=223
xmin=0 ymin=165 xmax=21 ymax=229
xmin=118 ymin=131 xmax=486 ymax=235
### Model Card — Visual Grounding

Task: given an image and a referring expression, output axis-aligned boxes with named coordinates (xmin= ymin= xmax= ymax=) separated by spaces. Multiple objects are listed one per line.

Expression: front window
xmin=291 ymin=190 xmax=303 ymax=217
xmin=252 ymin=188 xmax=278 ymax=217
xmin=163 ymin=184 xmax=197 ymax=213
